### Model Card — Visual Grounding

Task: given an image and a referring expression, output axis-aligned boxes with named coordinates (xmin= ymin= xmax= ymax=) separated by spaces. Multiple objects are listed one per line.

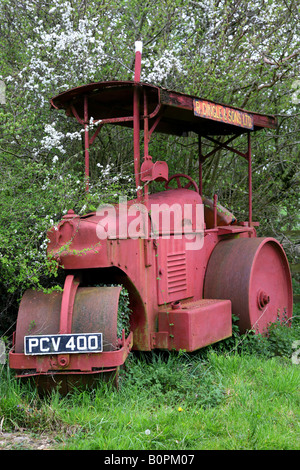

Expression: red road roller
xmin=9 ymin=44 xmax=293 ymax=393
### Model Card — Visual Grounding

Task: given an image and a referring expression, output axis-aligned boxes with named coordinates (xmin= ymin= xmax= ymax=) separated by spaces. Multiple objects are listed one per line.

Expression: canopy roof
xmin=50 ymin=80 xmax=277 ymax=137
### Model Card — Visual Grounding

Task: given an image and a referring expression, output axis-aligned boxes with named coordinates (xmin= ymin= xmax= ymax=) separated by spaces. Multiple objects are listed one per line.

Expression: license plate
xmin=24 ymin=333 xmax=102 ymax=355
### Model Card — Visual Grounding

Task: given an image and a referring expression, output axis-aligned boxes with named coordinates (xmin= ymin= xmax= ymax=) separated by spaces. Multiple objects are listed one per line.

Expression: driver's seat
xmin=140 ymin=157 xmax=169 ymax=183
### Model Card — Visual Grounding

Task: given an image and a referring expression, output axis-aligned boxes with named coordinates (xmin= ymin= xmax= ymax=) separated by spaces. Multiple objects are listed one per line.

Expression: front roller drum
xmin=204 ymin=237 xmax=293 ymax=334
xmin=10 ymin=280 xmax=132 ymax=394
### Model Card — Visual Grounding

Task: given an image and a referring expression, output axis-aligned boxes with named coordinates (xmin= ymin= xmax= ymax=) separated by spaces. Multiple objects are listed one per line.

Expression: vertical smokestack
xmin=134 ymin=41 xmax=143 ymax=82
xmin=133 ymin=41 xmax=143 ymax=200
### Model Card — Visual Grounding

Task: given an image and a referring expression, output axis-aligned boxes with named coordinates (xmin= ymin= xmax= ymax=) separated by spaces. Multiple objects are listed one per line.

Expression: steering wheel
xmin=165 ymin=173 xmax=199 ymax=192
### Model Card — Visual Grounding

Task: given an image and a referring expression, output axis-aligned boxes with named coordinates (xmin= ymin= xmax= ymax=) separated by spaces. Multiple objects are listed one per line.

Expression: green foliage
xmin=121 ymin=351 xmax=225 ymax=409
xmin=117 ymin=287 xmax=132 ymax=338
xmin=0 ymin=372 xmax=67 ymax=433
xmin=212 ymin=310 xmax=300 ymax=361
xmin=1 ymin=339 xmax=299 ymax=449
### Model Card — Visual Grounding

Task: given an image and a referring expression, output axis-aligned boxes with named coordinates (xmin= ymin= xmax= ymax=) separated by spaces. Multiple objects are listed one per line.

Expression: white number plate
xmin=24 ymin=333 xmax=102 ymax=355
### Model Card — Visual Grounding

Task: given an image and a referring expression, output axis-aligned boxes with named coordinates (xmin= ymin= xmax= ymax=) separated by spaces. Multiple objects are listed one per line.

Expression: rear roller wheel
xmin=204 ymin=237 xmax=293 ymax=334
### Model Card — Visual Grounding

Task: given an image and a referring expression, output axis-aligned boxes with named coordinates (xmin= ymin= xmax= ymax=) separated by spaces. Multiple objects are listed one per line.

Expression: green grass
xmin=52 ymin=353 xmax=299 ymax=450
xmin=1 ymin=305 xmax=300 ymax=450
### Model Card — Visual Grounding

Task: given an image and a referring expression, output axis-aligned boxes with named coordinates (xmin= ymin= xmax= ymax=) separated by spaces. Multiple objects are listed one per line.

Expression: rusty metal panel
xmin=157 ymin=299 xmax=232 ymax=351
xmin=167 ymin=252 xmax=187 ymax=296
xmin=156 ymin=239 xmax=193 ymax=305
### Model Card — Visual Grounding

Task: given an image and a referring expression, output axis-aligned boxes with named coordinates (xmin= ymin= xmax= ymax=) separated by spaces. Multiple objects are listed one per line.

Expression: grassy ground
xmin=1 ymin=301 xmax=300 ymax=451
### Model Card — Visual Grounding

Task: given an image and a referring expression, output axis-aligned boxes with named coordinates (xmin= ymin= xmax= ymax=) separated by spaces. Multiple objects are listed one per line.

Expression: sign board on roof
xmin=193 ymin=99 xmax=254 ymax=130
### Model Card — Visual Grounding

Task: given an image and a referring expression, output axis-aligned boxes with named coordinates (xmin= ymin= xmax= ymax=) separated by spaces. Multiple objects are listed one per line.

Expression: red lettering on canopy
xmin=193 ymin=99 xmax=254 ymax=130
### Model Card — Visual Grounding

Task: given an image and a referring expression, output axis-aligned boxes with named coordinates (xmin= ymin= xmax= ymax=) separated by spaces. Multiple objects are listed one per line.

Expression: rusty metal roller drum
xmin=72 ymin=286 xmax=120 ymax=352
xmin=15 ymin=286 xmax=121 ymax=354
xmin=204 ymin=237 xmax=293 ymax=334
xmin=15 ymin=290 xmax=61 ymax=354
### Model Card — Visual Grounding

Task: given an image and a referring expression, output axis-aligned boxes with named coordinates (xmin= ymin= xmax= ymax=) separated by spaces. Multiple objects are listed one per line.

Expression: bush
xmin=215 ymin=309 xmax=300 ymax=360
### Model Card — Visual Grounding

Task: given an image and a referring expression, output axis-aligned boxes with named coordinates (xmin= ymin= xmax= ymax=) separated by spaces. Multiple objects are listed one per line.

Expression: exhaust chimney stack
xmin=134 ymin=41 xmax=143 ymax=82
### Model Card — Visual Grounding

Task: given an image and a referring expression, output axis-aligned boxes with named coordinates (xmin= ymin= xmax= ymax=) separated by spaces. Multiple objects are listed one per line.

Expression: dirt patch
xmin=0 ymin=431 xmax=57 ymax=450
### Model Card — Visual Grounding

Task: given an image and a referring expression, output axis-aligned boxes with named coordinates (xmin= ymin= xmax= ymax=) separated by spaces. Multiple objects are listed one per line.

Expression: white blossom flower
xmin=141 ymin=49 xmax=185 ymax=84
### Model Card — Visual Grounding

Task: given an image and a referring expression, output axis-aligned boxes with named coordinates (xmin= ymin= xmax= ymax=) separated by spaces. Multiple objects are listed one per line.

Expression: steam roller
xmin=9 ymin=42 xmax=293 ymax=394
